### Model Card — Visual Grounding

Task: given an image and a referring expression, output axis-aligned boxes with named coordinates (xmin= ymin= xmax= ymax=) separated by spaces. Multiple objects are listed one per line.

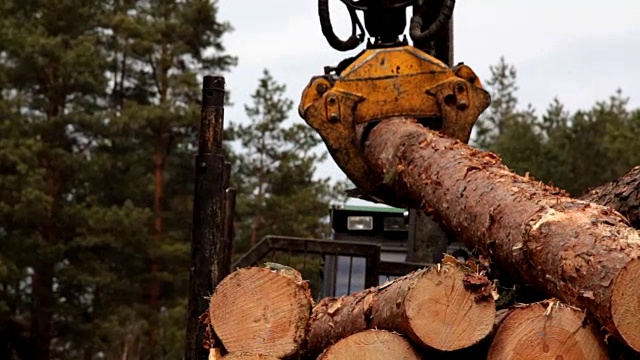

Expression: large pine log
xmin=317 ymin=329 xmax=421 ymax=360
xmin=487 ymin=300 xmax=608 ymax=360
xmin=306 ymin=264 xmax=496 ymax=355
xmin=357 ymin=117 xmax=640 ymax=352
xmin=209 ymin=266 xmax=312 ymax=358
xmin=581 ymin=165 xmax=640 ymax=228
xmin=221 ymin=353 xmax=280 ymax=360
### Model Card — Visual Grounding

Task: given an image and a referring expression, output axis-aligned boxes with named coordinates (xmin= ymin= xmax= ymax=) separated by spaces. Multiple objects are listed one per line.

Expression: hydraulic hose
xmin=409 ymin=0 xmax=455 ymax=42
xmin=318 ymin=0 xmax=363 ymax=51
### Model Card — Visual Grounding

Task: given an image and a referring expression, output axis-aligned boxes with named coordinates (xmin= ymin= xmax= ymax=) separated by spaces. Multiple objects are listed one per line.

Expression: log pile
xmin=203 ymin=119 xmax=640 ymax=359
xmin=208 ymin=263 xmax=501 ymax=359
xmin=206 ymin=261 xmax=627 ymax=359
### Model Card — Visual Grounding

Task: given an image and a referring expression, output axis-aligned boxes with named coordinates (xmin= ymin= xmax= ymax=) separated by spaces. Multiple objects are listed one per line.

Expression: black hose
xmin=409 ymin=0 xmax=455 ymax=42
xmin=319 ymin=0 xmax=363 ymax=51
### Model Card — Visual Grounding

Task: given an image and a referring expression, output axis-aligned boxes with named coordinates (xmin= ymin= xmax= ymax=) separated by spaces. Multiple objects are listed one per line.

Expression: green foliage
xmin=227 ymin=69 xmax=340 ymax=255
xmin=473 ymin=58 xmax=640 ymax=196
xmin=0 ymin=1 xmax=342 ymax=358
xmin=0 ymin=0 xmax=236 ymax=359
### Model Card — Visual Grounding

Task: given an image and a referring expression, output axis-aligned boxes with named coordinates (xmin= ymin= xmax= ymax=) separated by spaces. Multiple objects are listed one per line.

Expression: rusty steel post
xmin=185 ymin=75 xmax=227 ymax=360
xmin=221 ymin=161 xmax=234 ymax=274
xmin=223 ymin=187 xmax=237 ymax=271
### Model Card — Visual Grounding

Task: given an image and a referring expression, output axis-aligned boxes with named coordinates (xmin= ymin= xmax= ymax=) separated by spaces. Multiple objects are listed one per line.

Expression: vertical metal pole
xmin=185 ymin=75 xmax=227 ymax=360
xmin=224 ymin=187 xmax=237 ymax=270
xmin=364 ymin=247 xmax=380 ymax=289
xmin=222 ymin=161 xmax=235 ymax=273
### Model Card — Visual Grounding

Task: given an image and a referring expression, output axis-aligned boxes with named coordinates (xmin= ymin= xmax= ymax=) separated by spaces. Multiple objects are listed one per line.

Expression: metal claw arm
xmin=299 ymin=46 xmax=490 ymax=201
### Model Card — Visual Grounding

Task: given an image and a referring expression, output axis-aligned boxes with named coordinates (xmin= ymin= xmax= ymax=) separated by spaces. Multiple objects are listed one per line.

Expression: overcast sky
xmin=217 ymin=0 xmax=640 ymax=206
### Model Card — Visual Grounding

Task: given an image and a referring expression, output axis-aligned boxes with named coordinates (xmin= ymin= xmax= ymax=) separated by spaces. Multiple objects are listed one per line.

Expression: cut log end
xmin=404 ymin=266 xmax=496 ymax=351
xmin=612 ymin=257 xmax=640 ymax=352
xmin=487 ymin=302 xmax=608 ymax=360
xmin=221 ymin=353 xmax=280 ymax=360
xmin=209 ymin=267 xmax=312 ymax=358
xmin=318 ymin=330 xmax=421 ymax=360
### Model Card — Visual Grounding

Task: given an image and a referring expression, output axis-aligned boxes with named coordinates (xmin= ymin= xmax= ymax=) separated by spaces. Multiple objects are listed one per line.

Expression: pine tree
xmin=0 ymin=1 xmax=152 ymax=358
xmin=472 ymin=57 xmax=544 ymax=178
xmin=553 ymin=90 xmax=632 ymax=195
xmin=473 ymin=58 xmax=640 ymax=197
xmin=0 ymin=0 xmax=237 ymax=358
xmin=94 ymin=0 xmax=237 ymax=358
xmin=228 ymin=69 xmax=336 ymax=254
xmin=473 ymin=56 xmax=520 ymax=149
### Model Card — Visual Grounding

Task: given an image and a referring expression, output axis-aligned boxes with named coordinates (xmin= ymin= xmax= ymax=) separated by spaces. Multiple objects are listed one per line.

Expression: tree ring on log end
xmin=612 ymin=257 xmax=640 ymax=352
xmin=487 ymin=302 xmax=608 ymax=360
xmin=209 ymin=267 xmax=311 ymax=358
xmin=404 ymin=267 xmax=496 ymax=351
xmin=318 ymin=329 xmax=420 ymax=360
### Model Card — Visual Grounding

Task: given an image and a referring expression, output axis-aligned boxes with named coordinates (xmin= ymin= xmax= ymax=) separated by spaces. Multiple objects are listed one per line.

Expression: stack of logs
xmin=204 ymin=122 xmax=640 ymax=359
xmin=207 ymin=263 xmax=615 ymax=359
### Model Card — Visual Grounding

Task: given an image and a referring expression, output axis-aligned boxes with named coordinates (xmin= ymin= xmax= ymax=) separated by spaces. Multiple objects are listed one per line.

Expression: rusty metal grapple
xmin=298 ymin=45 xmax=490 ymax=198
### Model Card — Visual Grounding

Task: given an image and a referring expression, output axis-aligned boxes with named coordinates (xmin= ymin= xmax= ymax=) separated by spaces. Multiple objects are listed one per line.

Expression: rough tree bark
xmin=221 ymin=353 xmax=280 ymax=360
xmin=317 ymin=330 xmax=421 ymax=360
xmin=357 ymin=117 xmax=640 ymax=352
xmin=306 ymin=264 xmax=495 ymax=355
xmin=581 ymin=165 xmax=640 ymax=228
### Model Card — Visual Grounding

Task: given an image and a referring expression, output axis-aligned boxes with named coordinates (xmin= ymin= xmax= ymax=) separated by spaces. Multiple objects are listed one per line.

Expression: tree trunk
xmin=221 ymin=353 xmax=280 ymax=360
xmin=318 ymin=329 xmax=421 ymax=360
xmin=148 ymin=137 xmax=168 ymax=360
xmin=151 ymin=138 xmax=167 ymax=311
xmin=30 ymin=262 xmax=54 ymax=360
xmin=580 ymin=165 xmax=640 ymax=228
xmin=357 ymin=117 xmax=640 ymax=352
xmin=306 ymin=264 xmax=495 ymax=355
xmin=487 ymin=300 xmax=608 ymax=360
xmin=208 ymin=266 xmax=312 ymax=358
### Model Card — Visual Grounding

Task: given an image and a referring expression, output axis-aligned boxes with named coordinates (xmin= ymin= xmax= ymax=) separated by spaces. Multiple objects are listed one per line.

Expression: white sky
xmin=217 ymin=0 xmax=640 ymax=206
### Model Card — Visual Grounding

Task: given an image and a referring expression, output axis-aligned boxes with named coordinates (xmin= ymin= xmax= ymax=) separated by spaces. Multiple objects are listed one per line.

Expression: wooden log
xmin=317 ymin=329 xmax=421 ymax=360
xmin=209 ymin=265 xmax=312 ymax=358
xmin=209 ymin=348 xmax=223 ymax=360
xmin=306 ymin=264 xmax=496 ymax=355
xmin=357 ymin=117 xmax=640 ymax=352
xmin=487 ymin=300 xmax=609 ymax=360
xmin=581 ymin=165 xmax=640 ymax=228
xmin=221 ymin=353 xmax=279 ymax=360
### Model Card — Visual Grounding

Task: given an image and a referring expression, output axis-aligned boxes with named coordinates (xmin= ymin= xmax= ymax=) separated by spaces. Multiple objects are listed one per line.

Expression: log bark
xmin=317 ymin=329 xmax=421 ymax=360
xmin=487 ymin=300 xmax=609 ymax=360
xmin=358 ymin=117 xmax=640 ymax=352
xmin=221 ymin=353 xmax=280 ymax=360
xmin=580 ymin=165 xmax=640 ymax=228
xmin=306 ymin=264 xmax=496 ymax=355
xmin=209 ymin=266 xmax=312 ymax=358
